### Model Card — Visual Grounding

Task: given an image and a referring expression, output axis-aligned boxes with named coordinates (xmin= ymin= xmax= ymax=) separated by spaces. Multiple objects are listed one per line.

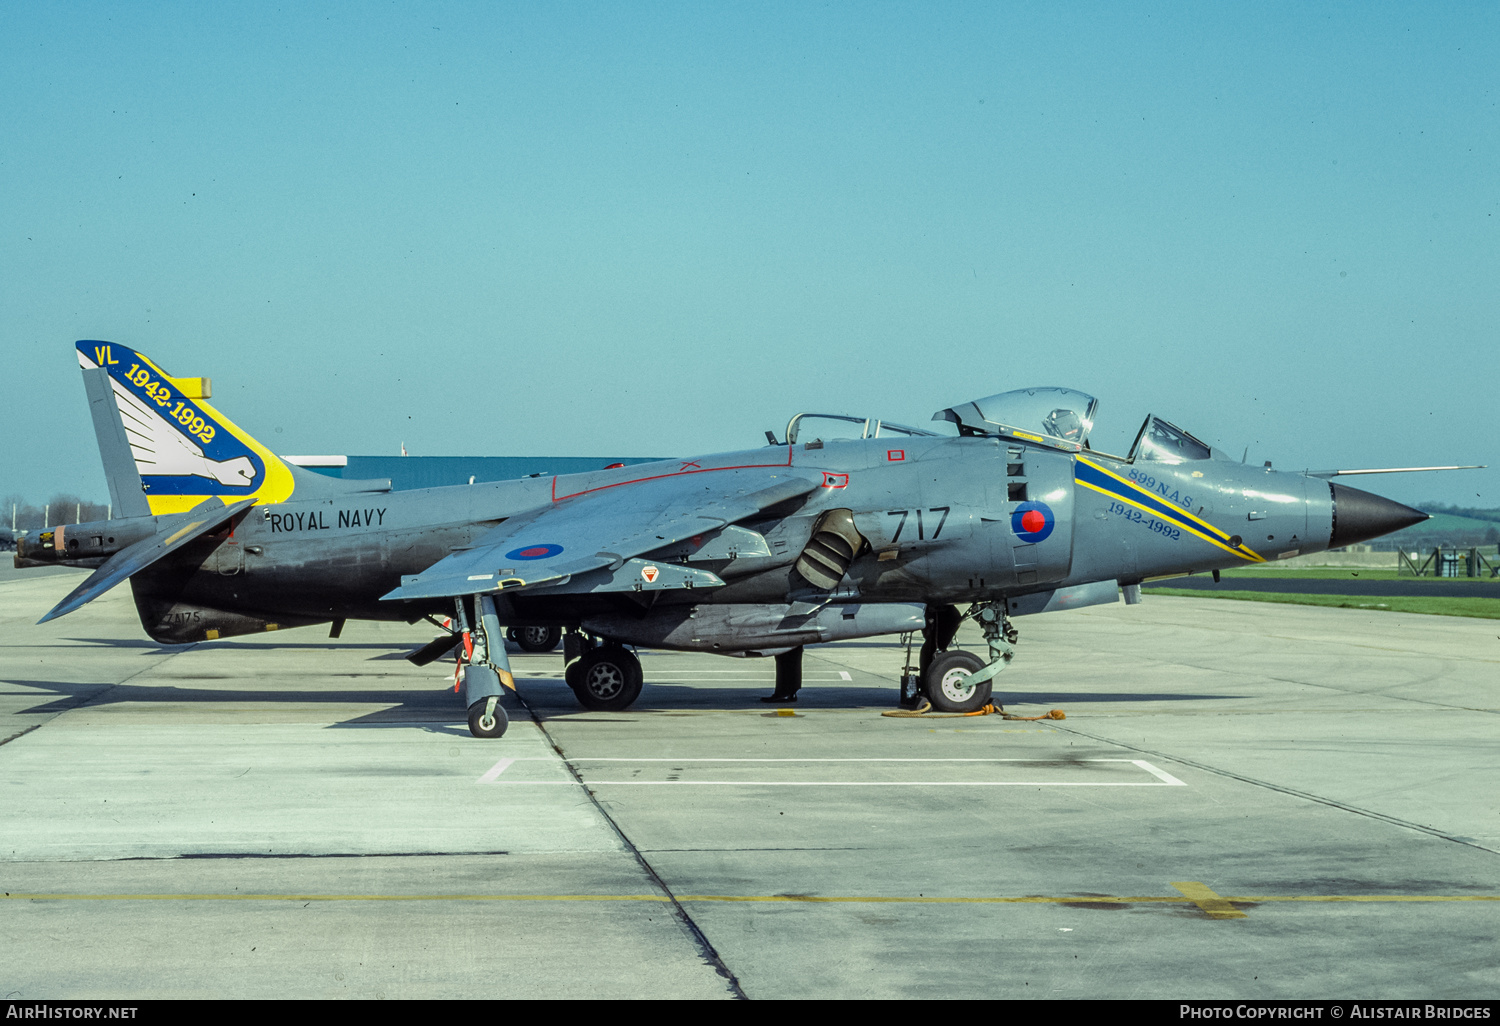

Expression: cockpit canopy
xmin=933 ymin=388 xmax=1099 ymax=452
xmin=784 ymin=414 xmax=939 ymax=446
xmin=783 ymin=388 xmax=1220 ymax=464
xmin=1129 ymin=415 xmax=1214 ymax=463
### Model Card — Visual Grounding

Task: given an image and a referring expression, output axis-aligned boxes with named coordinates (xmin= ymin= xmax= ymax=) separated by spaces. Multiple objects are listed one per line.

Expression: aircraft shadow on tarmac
xmin=2 ymin=675 xmax=1247 ymax=727
xmin=61 ymin=636 xmax=422 ymax=655
xmin=2 ymin=677 xmax=465 ymax=719
xmin=517 ymin=680 xmax=1246 ymax=714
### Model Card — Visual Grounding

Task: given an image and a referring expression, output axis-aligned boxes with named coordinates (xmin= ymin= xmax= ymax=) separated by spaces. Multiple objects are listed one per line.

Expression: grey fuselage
xmin=96 ymin=435 xmax=1327 ymax=645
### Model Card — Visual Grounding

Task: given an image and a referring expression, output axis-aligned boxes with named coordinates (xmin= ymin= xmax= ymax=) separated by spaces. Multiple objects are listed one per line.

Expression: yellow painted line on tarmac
xmin=1172 ymin=881 xmax=1247 ymax=919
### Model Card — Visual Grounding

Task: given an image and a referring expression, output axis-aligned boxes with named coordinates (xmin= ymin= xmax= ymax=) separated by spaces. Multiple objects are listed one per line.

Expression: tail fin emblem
xmin=76 ymin=340 xmax=295 ymax=515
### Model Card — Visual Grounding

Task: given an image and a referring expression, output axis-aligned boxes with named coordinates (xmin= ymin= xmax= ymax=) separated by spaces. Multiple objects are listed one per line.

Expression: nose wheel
xmin=571 ymin=645 xmax=644 ymax=711
xmin=923 ymin=650 xmax=992 ymax=713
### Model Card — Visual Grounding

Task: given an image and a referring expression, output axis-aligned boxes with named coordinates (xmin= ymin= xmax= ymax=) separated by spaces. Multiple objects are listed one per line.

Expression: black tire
xmin=467 ymin=697 xmax=509 ymax=739
xmin=515 ymin=625 xmax=562 ymax=653
xmin=573 ymin=646 xmax=643 ymax=711
xmin=923 ymin=650 xmax=991 ymax=713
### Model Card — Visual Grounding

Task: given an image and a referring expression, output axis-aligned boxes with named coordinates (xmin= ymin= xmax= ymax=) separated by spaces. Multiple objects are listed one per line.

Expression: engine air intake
xmin=794 ymin=508 xmax=865 ymax=590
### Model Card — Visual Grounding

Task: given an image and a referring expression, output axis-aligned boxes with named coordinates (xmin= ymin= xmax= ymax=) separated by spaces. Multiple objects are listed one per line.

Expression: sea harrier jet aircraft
xmin=22 ymin=341 xmax=1467 ymax=738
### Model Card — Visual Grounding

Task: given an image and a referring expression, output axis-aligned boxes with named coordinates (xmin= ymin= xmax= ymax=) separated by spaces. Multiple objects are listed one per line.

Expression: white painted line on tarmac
xmin=491 ymin=780 xmax=1181 ymax=787
xmin=481 ymin=758 xmax=1187 ymax=788
xmin=558 ymin=757 xmax=1159 ymax=764
xmin=839 ymin=671 xmax=852 ymax=680
xmin=1134 ymin=760 xmax=1188 ymax=786
xmin=477 ymin=757 xmax=516 ymax=784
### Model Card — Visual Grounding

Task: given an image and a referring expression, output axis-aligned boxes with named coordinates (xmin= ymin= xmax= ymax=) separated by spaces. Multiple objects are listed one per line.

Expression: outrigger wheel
xmin=467 ymin=695 xmax=509 ymax=739
xmin=923 ymin=650 xmax=992 ymax=714
xmin=572 ymin=645 xmax=644 ymax=712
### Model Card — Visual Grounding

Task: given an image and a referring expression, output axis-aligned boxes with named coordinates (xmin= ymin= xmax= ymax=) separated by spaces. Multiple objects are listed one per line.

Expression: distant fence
xmin=1397 ymin=546 xmax=1500 ymax=578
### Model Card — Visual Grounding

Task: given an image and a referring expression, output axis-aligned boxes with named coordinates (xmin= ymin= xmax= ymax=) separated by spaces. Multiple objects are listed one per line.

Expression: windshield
xmin=1130 ymin=416 xmax=1213 ymax=462
xmin=932 ymin=388 xmax=1098 ymax=451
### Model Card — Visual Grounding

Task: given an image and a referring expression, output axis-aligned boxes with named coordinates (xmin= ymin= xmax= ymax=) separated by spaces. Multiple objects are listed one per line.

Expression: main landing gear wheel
xmin=923 ymin=650 xmax=991 ymax=714
xmin=512 ymin=625 xmax=562 ymax=653
xmin=572 ymin=646 xmax=643 ymax=712
xmin=467 ymin=696 xmax=509 ymax=739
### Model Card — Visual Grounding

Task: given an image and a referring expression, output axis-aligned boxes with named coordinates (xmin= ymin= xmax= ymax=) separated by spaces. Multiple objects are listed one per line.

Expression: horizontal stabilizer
xmin=38 ymin=497 xmax=257 ymax=624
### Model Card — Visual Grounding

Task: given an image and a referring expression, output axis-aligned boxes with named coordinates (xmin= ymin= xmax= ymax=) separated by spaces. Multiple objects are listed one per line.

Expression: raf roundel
xmin=1010 ymin=501 xmax=1055 ymax=544
xmin=505 ymin=543 xmax=564 ymax=561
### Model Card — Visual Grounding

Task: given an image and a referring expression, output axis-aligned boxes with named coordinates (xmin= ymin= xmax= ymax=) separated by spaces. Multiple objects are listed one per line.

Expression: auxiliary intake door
xmin=992 ymin=446 xmax=1074 ymax=588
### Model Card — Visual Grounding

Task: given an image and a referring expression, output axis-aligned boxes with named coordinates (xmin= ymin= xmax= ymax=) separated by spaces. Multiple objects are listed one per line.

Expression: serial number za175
xmin=1107 ymin=501 xmax=1181 ymax=540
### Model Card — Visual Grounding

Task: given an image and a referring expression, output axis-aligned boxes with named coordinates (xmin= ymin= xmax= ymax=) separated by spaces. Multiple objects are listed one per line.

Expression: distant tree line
xmin=2 ymin=494 xmax=112 ymax=541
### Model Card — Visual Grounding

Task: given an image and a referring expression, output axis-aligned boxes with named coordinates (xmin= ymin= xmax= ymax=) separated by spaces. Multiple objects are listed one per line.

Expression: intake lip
xmin=1329 ymin=482 xmax=1429 ymax=549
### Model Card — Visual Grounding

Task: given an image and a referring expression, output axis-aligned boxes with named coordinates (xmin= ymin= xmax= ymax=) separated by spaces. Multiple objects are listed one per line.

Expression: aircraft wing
xmin=381 ymin=470 xmax=818 ymax=602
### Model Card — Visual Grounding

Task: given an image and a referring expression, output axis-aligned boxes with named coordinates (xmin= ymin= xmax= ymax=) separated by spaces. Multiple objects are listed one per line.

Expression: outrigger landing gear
xmin=456 ymin=594 xmax=516 ymax=739
xmin=467 ymin=694 xmax=508 ymax=739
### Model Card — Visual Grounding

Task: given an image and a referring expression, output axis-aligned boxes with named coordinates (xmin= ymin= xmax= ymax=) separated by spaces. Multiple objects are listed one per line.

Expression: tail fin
xmin=76 ymin=340 xmax=300 ymax=516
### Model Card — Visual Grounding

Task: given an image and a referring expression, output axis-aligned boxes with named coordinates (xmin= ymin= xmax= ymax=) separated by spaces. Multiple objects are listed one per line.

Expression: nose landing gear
xmin=900 ymin=601 xmax=1018 ymax=714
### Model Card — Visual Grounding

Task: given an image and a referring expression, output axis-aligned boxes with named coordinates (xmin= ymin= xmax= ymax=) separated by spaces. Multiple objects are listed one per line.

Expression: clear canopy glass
xmin=1129 ymin=416 xmax=1213 ymax=463
xmin=932 ymin=388 xmax=1099 ymax=451
xmin=783 ymin=414 xmax=939 ymax=446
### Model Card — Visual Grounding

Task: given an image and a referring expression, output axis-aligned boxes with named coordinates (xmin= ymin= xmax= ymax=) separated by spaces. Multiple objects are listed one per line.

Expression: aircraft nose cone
xmin=1329 ymin=482 xmax=1429 ymax=548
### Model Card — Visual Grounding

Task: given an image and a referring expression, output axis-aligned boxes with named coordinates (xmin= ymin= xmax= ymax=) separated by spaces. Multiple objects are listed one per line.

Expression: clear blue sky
xmin=2 ymin=2 xmax=1495 ymax=510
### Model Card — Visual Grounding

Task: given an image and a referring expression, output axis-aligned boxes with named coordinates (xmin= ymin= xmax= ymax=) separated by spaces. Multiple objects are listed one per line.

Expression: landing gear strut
xmin=761 ymin=645 xmax=803 ymax=703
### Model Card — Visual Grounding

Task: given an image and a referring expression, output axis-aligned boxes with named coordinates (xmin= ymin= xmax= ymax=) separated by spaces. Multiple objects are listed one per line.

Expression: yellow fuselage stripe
xmin=1076 ymin=457 xmax=1266 ymax=563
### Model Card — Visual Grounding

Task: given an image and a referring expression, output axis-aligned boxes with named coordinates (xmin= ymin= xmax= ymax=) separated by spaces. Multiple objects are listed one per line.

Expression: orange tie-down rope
xmin=882 ymin=701 xmax=1065 ymax=720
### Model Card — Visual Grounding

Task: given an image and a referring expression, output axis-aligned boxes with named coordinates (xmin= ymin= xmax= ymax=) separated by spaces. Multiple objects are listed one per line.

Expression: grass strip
xmin=1147 ymin=588 xmax=1500 ymax=620
xmin=1218 ymin=567 xmax=1498 ymax=582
